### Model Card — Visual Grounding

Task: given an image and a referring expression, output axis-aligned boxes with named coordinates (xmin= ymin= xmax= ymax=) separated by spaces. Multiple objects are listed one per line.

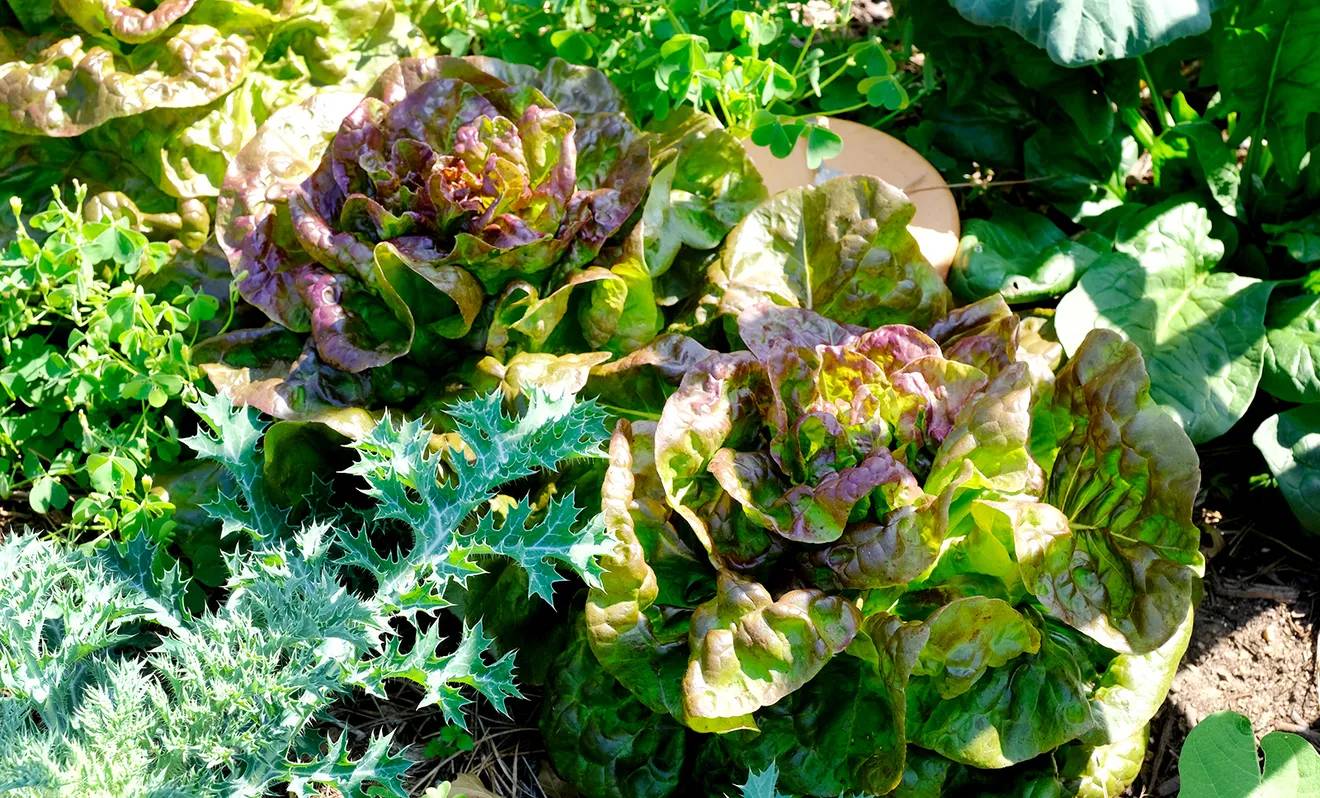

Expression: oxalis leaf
xmin=951 ymin=0 xmax=1213 ymax=66
xmin=1253 ymin=406 xmax=1320 ymax=534
xmin=1055 ymin=201 xmax=1272 ymax=443
xmin=1177 ymin=712 xmax=1320 ymax=798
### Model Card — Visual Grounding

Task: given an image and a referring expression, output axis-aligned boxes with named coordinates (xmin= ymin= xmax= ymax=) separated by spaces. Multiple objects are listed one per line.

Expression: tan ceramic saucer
xmin=743 ymin=117 xmax=960 ymax=279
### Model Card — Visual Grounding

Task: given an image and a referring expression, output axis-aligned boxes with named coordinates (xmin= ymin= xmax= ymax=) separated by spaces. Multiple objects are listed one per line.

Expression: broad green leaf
xmin=1215 ymin=0 xmax=1320 ymax=185
xmin=906 ymin=620 xmax=1096 ymax=768
xmin=682 ymin=571 xmax=860 ymax=731
xmin=706 ymin=175 xmax=950 ymax=330
xmin=1177 ymin=712 xmax=1320 ymax=798
xmin=1261 ymin=293 xmax=1320 ymax=403
xmin=542 ymin=621 xmax=687 ymax=798
xmin=952 ymin=0 xmax=1212 ymax=65
xmin=1055 ymin=201 xmax=1272 ymax=443
xmin=950 ymin=208 xmax=1103 ymax=304
xmin=1253 ymin=406 xmax=1320 ymax=534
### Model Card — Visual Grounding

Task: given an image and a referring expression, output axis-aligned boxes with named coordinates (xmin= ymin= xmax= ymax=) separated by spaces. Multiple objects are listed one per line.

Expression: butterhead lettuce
xmin=573 ymin=293 xmax=1201 ymax=796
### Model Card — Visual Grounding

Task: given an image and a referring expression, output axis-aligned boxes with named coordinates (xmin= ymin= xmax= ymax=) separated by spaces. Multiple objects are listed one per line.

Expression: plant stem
xmin=1137 ymin=56 xmax=1174 ymax=130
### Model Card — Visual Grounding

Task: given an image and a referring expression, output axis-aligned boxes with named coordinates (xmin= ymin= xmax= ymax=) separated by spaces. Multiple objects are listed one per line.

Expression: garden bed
xmin=2 ymin=1 xmax=1319 ymax=797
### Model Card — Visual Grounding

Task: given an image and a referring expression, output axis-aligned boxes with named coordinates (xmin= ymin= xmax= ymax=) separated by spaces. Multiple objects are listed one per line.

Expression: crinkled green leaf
xmin=1085 ymin=604 xmax=1193 ymax=746
xmin=1055 ymin=201 xmax=1272 ymax=443
xmin=586 ymin=421 xmax=703 ymax=719
xmin=641 ymin=107 xmax=767 ymax=276
xmin=56 ymin=0 xmax=195 ymax=43
xmin=705 ymin=175 xmax=950 ymax=330
xmin=911 ymin=596 xmax=1041 ymax=700
xmin=1253 ymin=406 xmax=1320 ymax=534
xmin=1026 ymin=329 xmax=1201 ymax=653
xmin=542 ymin=621 xmax=687 ymax=798
xmin=0 ymin=26 xmax=250 ymax=136
xmin=682 ymin=571 xmax=860 ymax=732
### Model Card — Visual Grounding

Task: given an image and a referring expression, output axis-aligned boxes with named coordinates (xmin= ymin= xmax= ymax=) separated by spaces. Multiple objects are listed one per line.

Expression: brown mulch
xmin=1129 ymin=433 xmax=1320 ymax=797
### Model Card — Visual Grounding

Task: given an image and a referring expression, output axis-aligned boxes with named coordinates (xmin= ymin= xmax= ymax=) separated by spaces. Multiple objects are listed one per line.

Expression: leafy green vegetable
xmin=205 ymin=58 xmax=765 ymax=428
xmin=1261 ymin=293 xmax=1320 ymax=404
xmin=950 ymin=208 xmax=1103 ymax=304
xmin=0 ymin=0 xmax=438 ymax=245
xmin=1253 ymin=406 xmax=1320 ymax=534
xmin=541 ymin=620 xmax=688 ymax=798
xmin=558 ymin=295 xmax=1199 ymax=796
xmin=700 ymin=175 xmax=950 ymax=331
xmin=1214 ymin=0 xmax=1320 ymax=188
xmin=1055 ymin=201 xmax=1273 ymax=443
xmin=0 ymin=184 xmax=215 ymax=535
xmin=1177 ymin=712 xmax=1320 ymax=798
xmin=950 ymin=0 xmax=1213 ymax=65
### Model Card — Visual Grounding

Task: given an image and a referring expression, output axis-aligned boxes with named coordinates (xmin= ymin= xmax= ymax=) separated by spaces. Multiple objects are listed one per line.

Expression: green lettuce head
xmin=571 ymin=297 xmax=1202 ymax=796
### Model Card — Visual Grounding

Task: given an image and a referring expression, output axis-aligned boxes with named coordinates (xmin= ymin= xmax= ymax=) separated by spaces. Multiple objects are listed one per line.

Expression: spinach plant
xmin=911 ymin=0 xmax=1320 ymax=531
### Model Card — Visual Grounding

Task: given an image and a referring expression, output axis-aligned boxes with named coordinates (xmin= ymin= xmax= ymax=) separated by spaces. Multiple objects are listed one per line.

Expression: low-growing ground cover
xmin=0 ymin=1 xmax=1318 ymax=797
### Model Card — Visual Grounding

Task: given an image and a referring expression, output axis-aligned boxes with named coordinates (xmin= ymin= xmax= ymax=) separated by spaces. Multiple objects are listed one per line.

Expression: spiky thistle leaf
xmin=183 ymin=392 xmax=288 ymax=539
xmin=350 ymin=622 xmax=521 ymax=730
xmin=467 ymin=494 xmax=611 ymax=603
xmin=99 ymin=531 xmax=189 ymax=632
xmin=739 ymin=762 xmax=789 ymax=798
xmin=343 ymin=390 xmax=610 ymax=607
xmin=284 ymin=733 xmax=411 ymax=798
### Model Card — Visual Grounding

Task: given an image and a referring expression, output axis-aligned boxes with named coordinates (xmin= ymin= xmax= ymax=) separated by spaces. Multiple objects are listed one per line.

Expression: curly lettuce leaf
xmin=1025 ymin=329 xmax=1201 ymax=653
xmin=586 ymin=421 xmax=705 ymax=718
xmin=906 ymin=619 xmax=1096 ymax=768
xmin=703 ymin=175 xmax=950 ymax=330
xmin=682 ymin=571 xmax=860 ymax=732
xmin=0 ymin=25 xmax=250 ymax=136
xmin=541 ymin=620 xmax=687 ymax=798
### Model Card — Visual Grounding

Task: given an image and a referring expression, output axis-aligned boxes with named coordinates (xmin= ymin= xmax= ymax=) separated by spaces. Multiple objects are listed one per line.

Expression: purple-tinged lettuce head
xmin=216 ymin=56 xmax=651 ymax=374
xmin=574 ymin=298 xmax=1202 ymax=796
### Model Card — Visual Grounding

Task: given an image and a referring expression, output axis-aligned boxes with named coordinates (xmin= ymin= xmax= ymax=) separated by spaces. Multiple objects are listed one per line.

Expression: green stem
xmin=1242 ymin=17 xmax=1290 ymax=220
xmin=792 ymin=26 xmax=818 ymax=76
xmin=1136 ymin=56 xmax=1173 ymax=130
